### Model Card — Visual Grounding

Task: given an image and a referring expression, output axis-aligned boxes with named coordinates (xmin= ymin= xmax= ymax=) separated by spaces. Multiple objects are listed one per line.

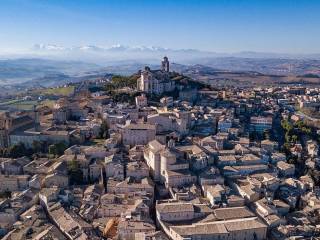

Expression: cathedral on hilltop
xmin=137 ymin=57 xmax=175 ymax=95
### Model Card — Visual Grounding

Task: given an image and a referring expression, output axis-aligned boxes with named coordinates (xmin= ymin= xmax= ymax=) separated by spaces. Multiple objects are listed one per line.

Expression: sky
xmin=0 ymin=0 xmax=320 ymax=54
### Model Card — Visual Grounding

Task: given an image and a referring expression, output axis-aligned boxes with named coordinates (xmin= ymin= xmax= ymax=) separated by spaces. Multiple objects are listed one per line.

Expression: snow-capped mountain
xmin=32 ymin=44 xmax=66 ymax=51
xmin=31 ymin=43 xmax=202 ymax=54
xmin=21 ymin=43 xmax=320 ymax=65
xmin=29 ymin=43 xmax=215 ymax=63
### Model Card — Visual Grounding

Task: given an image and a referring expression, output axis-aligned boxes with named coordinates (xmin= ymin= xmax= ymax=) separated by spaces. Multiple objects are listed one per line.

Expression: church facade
xmin=0 ymin=112 xmax=34 ymax=148
xmin=137 ymin=57 xmax=175 ymax=95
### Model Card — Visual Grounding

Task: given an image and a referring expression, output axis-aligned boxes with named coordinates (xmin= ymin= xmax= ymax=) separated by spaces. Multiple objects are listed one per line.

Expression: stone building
xmin=0 ymin=112 xmax=34 ymax=148
xmin=144 ymin=140 xmax=196 ymax=188
xmin=137 ymin=57 xmax=175 ymax=95
xmin=156 ymin=202 xmax=267 ymax=240
xmin=250 ymin=116 xmax=273 ymax=133
xmin=52 ymin=98 xmax=89 ymax=123
xmin=121 ymin=123 xmax=156 ymax=147
xmin=135 ymin=94 xmax=148 ymax=108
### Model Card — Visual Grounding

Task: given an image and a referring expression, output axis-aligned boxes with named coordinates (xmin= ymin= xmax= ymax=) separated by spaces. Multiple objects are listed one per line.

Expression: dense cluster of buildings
xmin=0 ymin=57 xmax=319 ymax=240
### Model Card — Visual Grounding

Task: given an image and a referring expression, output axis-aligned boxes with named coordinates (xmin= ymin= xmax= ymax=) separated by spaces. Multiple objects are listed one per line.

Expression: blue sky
xmin=0 ymin=0 xmax=319 ymax=53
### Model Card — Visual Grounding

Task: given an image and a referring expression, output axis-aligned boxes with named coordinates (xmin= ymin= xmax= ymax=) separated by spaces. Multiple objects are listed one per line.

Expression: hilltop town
xmin=0 ymin=57 xmax=319 ymax=240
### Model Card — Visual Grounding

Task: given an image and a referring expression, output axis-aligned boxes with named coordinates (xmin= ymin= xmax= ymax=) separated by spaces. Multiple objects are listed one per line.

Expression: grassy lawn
xmin=40 ymin=86 xmax=75 ymax=96
xmin=0 ymin=86 xmax=73 ymax=111
xmin=4 ymin=100 xmax=38 ymax=110
xmin=0 ymin=99 xmax=56 ymax=110
xmin=0 ymin=99 xmax=21 ymax=106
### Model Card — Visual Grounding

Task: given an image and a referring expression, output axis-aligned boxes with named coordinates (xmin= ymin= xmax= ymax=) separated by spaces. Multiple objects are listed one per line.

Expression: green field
xmin=40 ymin=86 xmax=75 ymax=96
xmin=0 ymin=99 xmax=21 ymax=106
xmin=0 ymin=100 xmax=38 ymax=110
xmin=0 ymin=99 xmax=56 ymax=111
xmin=0 ymin=86 xmax=74 ymax=111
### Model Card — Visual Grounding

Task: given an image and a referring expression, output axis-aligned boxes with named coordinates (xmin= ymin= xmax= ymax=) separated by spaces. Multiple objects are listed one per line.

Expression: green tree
xmin=281 ymin=119 xmax=292 ymax=132
xmin=48 ymin=144 xmax=57 ymax=156
xmin=104 ymin=74 xmax=139 ymax=92
xmin=285 ymin=132 xmax=291 ymax=143
xmin=55 ymin=142 xmax=67 ymax=156
xmin=281 ymin=142 xmax=291 ymax=156
xmin=8 ymin=143 xmax=27 ymax=158
xmin=99 ymin=121 xmax=109 ymax=139
xmin=32 ymin=141 xmax=42 ymax=153
xmin=291 ymin=135 xmax=298 ymax=143
xmin=49 ymin=142 xmax=67 ymax=157
xmin=68 ymin=155 xmax=83 ymax=185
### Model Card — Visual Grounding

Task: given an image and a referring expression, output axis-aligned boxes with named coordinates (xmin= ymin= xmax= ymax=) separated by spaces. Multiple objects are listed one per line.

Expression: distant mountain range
xmin=31 ymin=43 xmax=201 ymax=54
xmin=24 ymin=44 xmax=214 ymax=64
xmin=32 ymin=44 xmax=173 ymax=52
xmin=28 ymin=44 xmax=320 ymax=62
xmin=0 ymin=44 xmax=316 ymax=64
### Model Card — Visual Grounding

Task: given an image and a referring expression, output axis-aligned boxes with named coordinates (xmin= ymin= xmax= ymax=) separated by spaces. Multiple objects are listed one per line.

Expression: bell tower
xmin=161 ymin=56 xmax=169 ymax=72
xmin=33 ymin=105 xmax=40 ymax=131
xmin=0 ymin=112 xmax=11 ymax=148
